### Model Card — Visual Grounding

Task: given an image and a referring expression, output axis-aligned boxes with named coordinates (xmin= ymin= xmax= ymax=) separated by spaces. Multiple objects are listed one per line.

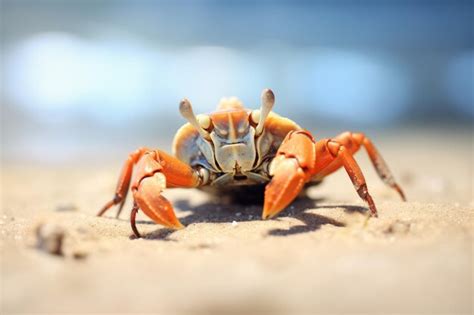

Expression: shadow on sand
xmin=128 ymin=192 xmax=369 ymax=240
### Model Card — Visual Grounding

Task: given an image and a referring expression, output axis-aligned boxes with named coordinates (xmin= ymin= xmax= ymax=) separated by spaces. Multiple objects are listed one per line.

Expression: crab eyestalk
xmin=255 ymin=88 xmax=275 ymax=136
xmin=179 ymin=98 xmax=211 ymax=140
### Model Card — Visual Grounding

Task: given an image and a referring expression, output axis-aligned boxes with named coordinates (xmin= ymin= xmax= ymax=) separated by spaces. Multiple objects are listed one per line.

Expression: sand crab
xmin=98 ymin=89 xmax=406 ymax=237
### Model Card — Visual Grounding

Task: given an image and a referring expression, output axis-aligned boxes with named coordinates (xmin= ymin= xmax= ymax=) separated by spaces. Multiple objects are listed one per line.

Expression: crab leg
xmin=263 ymin=130 xmax=316 ymax=219
xmin=129 ymin=150 xmax=201 ymax=236
xmin=314 ymin=139 xmax=378 ymax=216
xmin=97 ymin=147 xmax=150 ymax=218
xmin=99 ymin=148 xmax=200 ymax=237
xmin=313 ymin=132 xmax=406 ymax=201
xmin=263 ymin=130 xmax=381 ymax=218
xmin=130 ymin=202 xmax=140 ymax=238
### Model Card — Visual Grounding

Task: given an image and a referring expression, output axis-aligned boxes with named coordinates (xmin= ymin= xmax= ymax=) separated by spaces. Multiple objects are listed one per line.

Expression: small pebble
xmin=231 ymin=221 xmax=238 ymax=227
xmin=35 ymin=223 xmax=65 ymax=256
xmin=384 ymin=220 xmax=411 ymax=235
xmin=56 ymin=203 xmax=77 ymax=212
xmin=236 ymin=212 xmax=242 ymax=217
xmin=72 ymin=251 xmax=88 ymax=260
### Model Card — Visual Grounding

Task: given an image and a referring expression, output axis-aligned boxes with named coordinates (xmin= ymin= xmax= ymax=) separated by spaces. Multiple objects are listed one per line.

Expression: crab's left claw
xmin=263 ymin=156 xmax=308 ymax=219
xmin=263 ymin=130 xmax=316 ymax=219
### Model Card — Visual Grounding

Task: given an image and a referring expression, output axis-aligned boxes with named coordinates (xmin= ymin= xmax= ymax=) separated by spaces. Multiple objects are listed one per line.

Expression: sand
xmin=1 ymin=131 xmax=473 ymax=314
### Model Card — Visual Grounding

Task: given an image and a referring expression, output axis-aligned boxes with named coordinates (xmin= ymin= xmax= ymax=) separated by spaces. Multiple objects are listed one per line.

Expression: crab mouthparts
xmin=232 ymin=162 xmax=247 ymax=180
xmin=222 ymin=141 xmax=245 ymax=147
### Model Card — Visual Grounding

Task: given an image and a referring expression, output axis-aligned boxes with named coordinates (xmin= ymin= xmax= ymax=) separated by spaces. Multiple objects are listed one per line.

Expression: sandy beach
xmin=1 ymin=131 xmax=473 ymax=314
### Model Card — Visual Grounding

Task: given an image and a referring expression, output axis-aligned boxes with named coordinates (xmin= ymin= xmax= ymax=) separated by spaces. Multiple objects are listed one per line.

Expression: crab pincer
xmin=263 ymin=130 xmax=316 ymax=219
xmin=132 ymin=172 xmax=184 ymax=230
xmin=99 ymin=149 xmax=200 ymax=237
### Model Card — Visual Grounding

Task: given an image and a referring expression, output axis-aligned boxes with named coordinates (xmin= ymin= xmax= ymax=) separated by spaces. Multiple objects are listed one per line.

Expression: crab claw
xmin=262 ymin=156 xmax=307 ymax=219
xmin=133 ymin=173 xmax=184 ymax=230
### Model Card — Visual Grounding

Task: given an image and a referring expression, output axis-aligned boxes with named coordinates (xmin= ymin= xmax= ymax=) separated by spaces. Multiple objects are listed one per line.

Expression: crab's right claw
xmin=263 ymin=156 xmax=308 ymax=219
xmin=133 ymin=173 xmax=185 ymax=230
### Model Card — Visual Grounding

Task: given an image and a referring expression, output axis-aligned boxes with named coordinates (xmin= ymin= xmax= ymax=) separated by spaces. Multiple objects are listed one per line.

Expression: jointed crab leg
xmin=99 ymin=149 xmax=200 ymax=237
xmin=263 ymin=130 xmax=381 ymax=219
xmin=97 ymin=147 xmax=150 ymax=218
xmin=314 ymin=138 xmax=378 ymax=216
xmin=313 ymin=131 xmax=406 ymax=201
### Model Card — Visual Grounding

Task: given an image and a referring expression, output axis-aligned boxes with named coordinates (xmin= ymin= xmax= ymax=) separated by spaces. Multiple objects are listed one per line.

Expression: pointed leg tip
xmin=97 ymin=208 xmax=108 ymax=217
xmin=392 ymin=184 xmax=406 ymax=202
xmin=97 ymin=199 xmax=118 ymax=217
xmin=96 ymin=207 xmax=106 ymax=217
xmin=115 ymin=202 xmax=126 ymax=219
xmin=366 ymin=211 xmax=378 ymax=219
xmin=368 ymin=207 xmax=378 ymax=218
xmin=400 ymin=192 xmax=407 ymax=202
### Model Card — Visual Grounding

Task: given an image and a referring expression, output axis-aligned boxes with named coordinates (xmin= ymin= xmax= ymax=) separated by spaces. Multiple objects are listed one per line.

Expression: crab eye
xmin=250 ymin=110 xmax=260 ymax=126
xmin=196 ymin=114 xmax=212 ymax=130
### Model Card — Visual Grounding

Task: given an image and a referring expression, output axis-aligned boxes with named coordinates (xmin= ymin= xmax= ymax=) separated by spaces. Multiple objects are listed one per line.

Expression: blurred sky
xmin=1 ymin=0 xmax=473 ymax=162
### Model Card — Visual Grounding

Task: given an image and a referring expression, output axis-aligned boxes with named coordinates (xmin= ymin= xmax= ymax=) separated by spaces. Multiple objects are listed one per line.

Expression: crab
xmin=98 ymin=89 xmax=406 ymax=237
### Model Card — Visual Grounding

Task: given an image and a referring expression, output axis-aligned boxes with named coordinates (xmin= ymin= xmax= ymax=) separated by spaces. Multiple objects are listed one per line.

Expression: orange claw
xmin=133 ymin=173 xmax=185 ymax=230
xmin=100 ymin=148 xmax=199 ymax=237
xmin=263 ymin=156 xmax=307 ymax=219
xmin=262 ymin=130 xmax=316 ymax=219
xmin=127 ymin=150 xmax=199 ymax=236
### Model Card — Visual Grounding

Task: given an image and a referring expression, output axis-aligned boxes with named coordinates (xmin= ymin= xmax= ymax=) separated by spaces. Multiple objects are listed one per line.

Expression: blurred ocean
xmin=1 ymin=1 xmax=473 ymax=163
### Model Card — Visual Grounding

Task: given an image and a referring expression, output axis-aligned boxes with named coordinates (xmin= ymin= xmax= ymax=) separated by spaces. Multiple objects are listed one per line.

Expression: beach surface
xmin=1 ymin=131 xmax=473 ymax=314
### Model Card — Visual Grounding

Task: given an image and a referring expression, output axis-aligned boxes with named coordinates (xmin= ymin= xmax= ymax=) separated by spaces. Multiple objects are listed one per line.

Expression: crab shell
xmin=172 ymin=98 xmax=301 ymax=186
